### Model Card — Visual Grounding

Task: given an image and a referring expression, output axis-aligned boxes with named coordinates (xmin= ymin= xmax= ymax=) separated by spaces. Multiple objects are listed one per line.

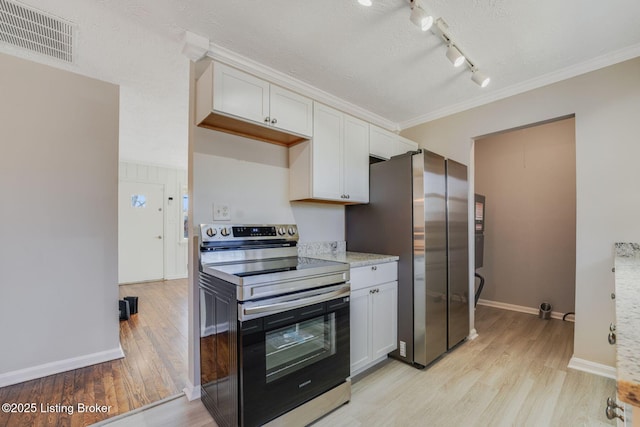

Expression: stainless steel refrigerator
xmin=346 ymin=150 xmax=469 ymax=367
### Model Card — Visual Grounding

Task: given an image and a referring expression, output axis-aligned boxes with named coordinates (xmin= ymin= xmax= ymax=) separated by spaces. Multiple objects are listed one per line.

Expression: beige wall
xmin=475 ymin=118 xmax=576 ymax=314
xmin=402 ymin=57 xmax=640 ymax=369
xmin=0 ymin=53 xmax=120 ymax=385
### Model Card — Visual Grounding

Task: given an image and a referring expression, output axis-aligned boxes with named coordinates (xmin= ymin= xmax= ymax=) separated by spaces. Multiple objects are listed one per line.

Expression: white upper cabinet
xmin=196 ymin=62 xmax=313 ymax=145
xmin=395 ymin=135 xmax=418 ymax=157
xmin=369 ymin=125 xmax=397 ymax=160
xmin=269 ymin=85 xmax=313 ymax=137
xmin=289 ymin=102 xmax=369 ymax=204
xmin=343 ymin=114 xmax=370 ymax=203
xmin=311 ymin=103 xmax=343 ymax=200
xmin=369 ymin=124 xmax=418 ymax=160
xmin=212 ymin=63 xmax=270 ymax=125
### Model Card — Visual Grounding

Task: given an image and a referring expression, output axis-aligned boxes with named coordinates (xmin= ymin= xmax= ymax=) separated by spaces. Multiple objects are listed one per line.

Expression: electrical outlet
xmin=400 ymin=340 xmax=407 ymax=357
xmin=213 ymin=204 xmax=231 ymax=221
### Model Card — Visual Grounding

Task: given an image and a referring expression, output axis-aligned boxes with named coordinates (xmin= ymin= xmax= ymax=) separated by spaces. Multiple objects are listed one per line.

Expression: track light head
xmin=446 ymin=45 xmax=465 ymax=67
xmin=410 ymin=1 xmax=433 ymax=31
xmin=471 ymin=70 xmax=490 ymax=88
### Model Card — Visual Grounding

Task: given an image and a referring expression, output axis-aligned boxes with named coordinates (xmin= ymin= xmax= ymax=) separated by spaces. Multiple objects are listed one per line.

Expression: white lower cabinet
xmin=350 ymin=262 xmax=398 ymax=376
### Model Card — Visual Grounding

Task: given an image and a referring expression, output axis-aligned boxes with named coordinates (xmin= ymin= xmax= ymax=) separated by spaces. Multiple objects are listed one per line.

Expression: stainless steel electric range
xmin=198 ymin=224 xmax=351 ymax=427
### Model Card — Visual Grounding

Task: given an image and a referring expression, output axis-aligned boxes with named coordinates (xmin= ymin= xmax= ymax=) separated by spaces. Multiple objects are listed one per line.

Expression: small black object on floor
xmin=119 ymin=296 xmax=139 ymax=320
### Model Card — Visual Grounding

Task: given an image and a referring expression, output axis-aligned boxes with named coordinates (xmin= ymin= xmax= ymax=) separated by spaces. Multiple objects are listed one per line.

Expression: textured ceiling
xmin=2 ymin=0 xmax=640 ymax=169
xmin=103 ymin=0 xmax=640 ymax=126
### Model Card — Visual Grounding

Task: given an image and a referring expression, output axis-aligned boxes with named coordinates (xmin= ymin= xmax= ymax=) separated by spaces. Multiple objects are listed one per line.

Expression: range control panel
xmin=200 ymin=224 xmax=298 ymax=243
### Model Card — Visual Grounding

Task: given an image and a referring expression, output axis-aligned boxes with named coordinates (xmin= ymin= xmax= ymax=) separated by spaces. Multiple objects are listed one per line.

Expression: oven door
xmin=238 ymin=293 xmax=350 ymax=427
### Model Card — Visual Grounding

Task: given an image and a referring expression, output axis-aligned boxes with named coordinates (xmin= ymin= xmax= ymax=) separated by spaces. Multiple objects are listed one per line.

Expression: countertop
xmin=614 ymin=243 xmax=640 ymax=407
xmin=310 ymin=251 xmax=399 ymax=268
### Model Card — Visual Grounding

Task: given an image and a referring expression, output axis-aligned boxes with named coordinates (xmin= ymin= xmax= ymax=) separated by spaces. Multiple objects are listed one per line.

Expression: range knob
xmin=205 ymin=228 xmax=216 ymax=237
xmin=287 ymin=226 xmax=297 ymax=236
xmin=220 ymin=227 xmax=230 ymax=237
xmin=277 ymin=227 xmax=286 ymax=236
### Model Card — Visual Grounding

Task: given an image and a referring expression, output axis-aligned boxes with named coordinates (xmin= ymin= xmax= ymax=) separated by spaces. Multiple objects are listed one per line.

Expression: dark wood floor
xmin=0 ymin=279 xmax=188 ymax=427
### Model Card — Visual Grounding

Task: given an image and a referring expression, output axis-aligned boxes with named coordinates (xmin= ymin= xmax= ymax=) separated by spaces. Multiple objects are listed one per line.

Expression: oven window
xmin=265 ymin=313 xmax=336 ymax=383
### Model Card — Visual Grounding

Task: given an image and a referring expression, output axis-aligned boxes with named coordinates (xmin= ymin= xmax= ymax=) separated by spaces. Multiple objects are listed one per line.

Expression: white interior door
xmin=119 ymin=181 xmax=164 ymax=284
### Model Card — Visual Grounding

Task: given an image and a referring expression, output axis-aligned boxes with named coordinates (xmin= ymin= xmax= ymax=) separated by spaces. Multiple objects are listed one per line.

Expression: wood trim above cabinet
xmin=198 ymin=111 xmax=307 ymax=147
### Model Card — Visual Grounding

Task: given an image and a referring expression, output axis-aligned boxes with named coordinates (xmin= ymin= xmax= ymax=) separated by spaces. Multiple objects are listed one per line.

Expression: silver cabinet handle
xmin=271 ymin=118 xmax=277 ymax=124
xmin=157 ymin=235 xmax=163 ymax=239
xmin=264 ymin=116 xmax=270 ymax=123
xmin=610 ymin=323 xmax=616 ymax=332
xmin=608 ymin=332 xmax=616 ymax=345
xmin=611 ymin=292 xmax=616 ymax=300
xmin=605 ymin=397 xmax=624 ymax=421
xmin=371 ymin=266 xmax=377 ymax=271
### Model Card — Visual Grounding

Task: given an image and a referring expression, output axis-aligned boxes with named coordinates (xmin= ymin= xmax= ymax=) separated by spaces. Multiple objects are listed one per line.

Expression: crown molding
xmin=205 ymin=41 xmax=398 ymax=131
xmin=181 ymin=31 xmax=210 ymax=62
xmin=399 ymin=42 xmax=640 ymax=130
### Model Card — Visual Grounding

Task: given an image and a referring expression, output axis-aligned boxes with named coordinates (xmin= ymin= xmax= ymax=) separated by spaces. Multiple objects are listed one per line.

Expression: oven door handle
xmin=242 ymin=286 xmax=350 ymax=317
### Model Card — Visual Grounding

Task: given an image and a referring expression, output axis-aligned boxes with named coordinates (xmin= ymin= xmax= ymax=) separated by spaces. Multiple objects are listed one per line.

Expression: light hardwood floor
xmin=0 ymin=279 xmax=188 ymax=427
xmin=104 ymin=305 xmax=616 ymax=427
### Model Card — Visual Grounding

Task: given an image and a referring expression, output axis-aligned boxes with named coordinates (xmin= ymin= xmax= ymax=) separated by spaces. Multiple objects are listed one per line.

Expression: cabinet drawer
xmin=350 ymin=261 xmax=397 ymax=291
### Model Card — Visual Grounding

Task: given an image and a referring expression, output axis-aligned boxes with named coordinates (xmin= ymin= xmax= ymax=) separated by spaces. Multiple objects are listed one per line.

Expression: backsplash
xmin=298 ymin=241 xmax=346 ymax=257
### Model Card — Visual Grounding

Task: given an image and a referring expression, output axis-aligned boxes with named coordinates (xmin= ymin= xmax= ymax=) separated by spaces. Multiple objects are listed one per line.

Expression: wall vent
xmin=0 ymin=0 xmax=75 ymax=63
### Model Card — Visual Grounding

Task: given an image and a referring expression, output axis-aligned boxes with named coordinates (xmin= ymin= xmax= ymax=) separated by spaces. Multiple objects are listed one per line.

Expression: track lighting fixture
xmin=471 ymin=69 xmax=490 ymax=88
xmin=410 ymin=0 xmax=433 ymax=31
xmin=432 ymin=17 xmax=490 ymax=88
xmin=445 ymin=44 xmax=465 ymax=67
xmin=357 ymin=1 xmax=491 ymax=88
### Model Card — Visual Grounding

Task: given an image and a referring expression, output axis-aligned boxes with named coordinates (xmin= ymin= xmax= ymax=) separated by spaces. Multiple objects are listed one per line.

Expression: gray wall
xmin=402 ymin=57 xmax=640 ymax=369
xmin=475 ymin=118 xmax=576 ymax=314
xmin=0 ymin=53 xmax=120 ymax=385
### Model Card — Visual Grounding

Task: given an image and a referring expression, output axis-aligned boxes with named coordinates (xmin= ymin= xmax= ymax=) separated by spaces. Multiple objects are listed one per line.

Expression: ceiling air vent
xmin=0 ymin=0 xmax=75 ymax=63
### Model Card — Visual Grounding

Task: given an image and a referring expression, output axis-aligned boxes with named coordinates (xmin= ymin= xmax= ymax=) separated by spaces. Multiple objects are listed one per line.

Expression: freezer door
xmin=414 ymin=151 xmax=448 ymax=367
xmin=446 ymin=159 xmax=470 ymax=349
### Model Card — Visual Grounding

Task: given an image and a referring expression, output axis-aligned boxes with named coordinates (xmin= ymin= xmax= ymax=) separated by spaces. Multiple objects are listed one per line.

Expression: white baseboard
xmin=567 ymin=356 xmax=616 ymax=379
xmin=165 ymin=273 xmax=188 ymax=280
xmin=183 ymin=380 xmax=201 ymax=401
xmin=477 ymin=299 xmax=574 ymax=322
xmin=0 ymin=345 xmax=125 ymax=388
xmin=468 ymin=328 xmax=479 ymax=340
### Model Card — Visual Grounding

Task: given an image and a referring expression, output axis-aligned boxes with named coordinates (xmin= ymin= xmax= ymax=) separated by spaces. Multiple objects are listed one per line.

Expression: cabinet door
xmin=269 ymin=85 xmax=313 ymax=137
xmin=350 ymin=288 xmax=372 ymax=375
xmin=372 ymin=281 xmax=398 ymax=359
xmin=369 ymin=125 xmax=396 ymax=160
xmin=343 ymin=115 xmax=369 ymax=203
xmin=312 ymin=103 xmax=343 ymax=200
xmin=394 ymin=137 xmax=418 ymax=157
xmin=212 ymin=63 xmax=270 ymax=125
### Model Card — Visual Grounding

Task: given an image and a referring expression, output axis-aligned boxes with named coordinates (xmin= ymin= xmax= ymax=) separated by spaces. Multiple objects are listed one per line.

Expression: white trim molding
xmin=399 ymin=42 xmax=640 ymax=129
xmin=568 ymin=356 xmax=616 ymax=380
xmin=182 ymin=31 xmax=210 ymax=62
xmin=183 ymin=380 xmax=201 ymax=401
xmin=204 ymin=41 xmax=398 ymax=132
xmin=0 ymin=346 xmax=125 ymax=388
xmin=477 ymin=298 xmax=574 ymax=322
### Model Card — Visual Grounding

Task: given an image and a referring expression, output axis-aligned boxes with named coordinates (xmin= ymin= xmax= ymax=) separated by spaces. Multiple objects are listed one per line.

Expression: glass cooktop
xmin=201 ymin=256 xmax=349 ymax=287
